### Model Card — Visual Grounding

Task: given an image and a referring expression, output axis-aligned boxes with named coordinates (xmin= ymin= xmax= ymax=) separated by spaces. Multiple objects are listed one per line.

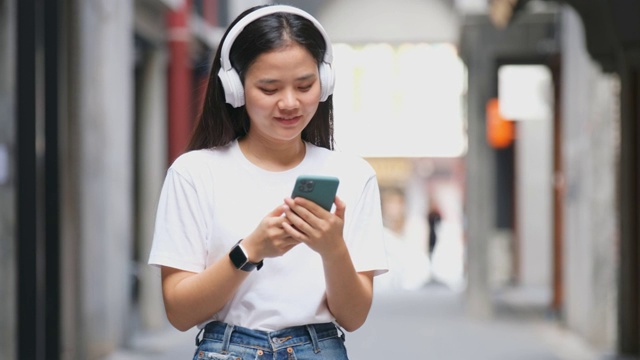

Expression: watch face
xmin=230 ymin=244 xmax=248 ymax=269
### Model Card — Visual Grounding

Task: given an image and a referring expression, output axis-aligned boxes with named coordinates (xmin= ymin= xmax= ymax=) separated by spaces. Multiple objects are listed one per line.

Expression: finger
xmin=282 ymin=204 xmax=307 ymax=232
xmin=284 ymin=236 xmax=302 ymax=246
xmin=285 ymin=200 xmax=322 ymax=236
xmin=281 ymin=203 xmax=298 ymax=221
xmin=334 ymin=196 xmax=346 ymax=219
xmin=268 ymin=203 xmax=287 ymax=217
xmin=286 ymin=197 xmax=324 ymax=220
xmin=283 ymin=197 xmax=305 ymax=219
xmin=276 ymin=205 xmax=294 ymax=226
xmin=282 ymin=221 xmax=306 ymax=241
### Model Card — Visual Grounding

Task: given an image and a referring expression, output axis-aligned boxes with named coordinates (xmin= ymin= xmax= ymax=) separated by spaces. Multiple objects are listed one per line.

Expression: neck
xmin=239 ymin=136 xmax=306 ymax=171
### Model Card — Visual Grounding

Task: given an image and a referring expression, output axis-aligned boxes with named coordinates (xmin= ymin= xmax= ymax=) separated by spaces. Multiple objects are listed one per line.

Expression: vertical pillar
xmin=44 ymin=0 xmax=61 ymax=356
xmin=612 ymin=1 xmax=640 ymax=355
xmin=16 ymin=0 xmax=61 ymax=357
xmin=618 ymin=58 xmax=640 ymax=356
xmin=460 ymin=19 xmax=496 ymax=319
xmin=0 ymin=0 xmax=16 ymax=358
xmin=71 ymin=0 xmax=134 ymax=356
xmin=16 ymin=0 xmax=43 ymax=358
xmin=203 ymin=0 xmax=219 ymax=26
xmin=167 ymin=0 xmax=193 ymax=164
xmin=550 ymin=62 xmax=564 ymax=315
xmin=137 ymin=49 xmax=168 ymax=331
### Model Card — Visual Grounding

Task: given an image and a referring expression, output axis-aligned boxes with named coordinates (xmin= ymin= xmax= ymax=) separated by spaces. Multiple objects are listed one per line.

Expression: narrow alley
xmin=5 ymin=1 xmax=640 ymax=359
xmin=110 ymin=284 xmax=601 ymax=360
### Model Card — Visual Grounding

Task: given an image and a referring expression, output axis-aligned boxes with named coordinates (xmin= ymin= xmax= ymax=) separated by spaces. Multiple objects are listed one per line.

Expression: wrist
xmin=321 ymin=239 xmax=349 ymax=262
xmin=229 ymin=239 xmax=263 ymax=272
xmin=239 ymin=236 xmax=263 ymax=263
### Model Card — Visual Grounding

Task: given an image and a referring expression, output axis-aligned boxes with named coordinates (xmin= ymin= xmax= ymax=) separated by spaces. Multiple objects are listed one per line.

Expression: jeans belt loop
xmin=306 ymin=324 xmax=321 ymax=354
xmin=221 ymin=323 xmax=235 ymax=353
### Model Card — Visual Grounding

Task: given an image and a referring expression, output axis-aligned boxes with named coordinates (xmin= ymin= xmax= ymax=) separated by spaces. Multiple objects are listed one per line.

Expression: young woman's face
xmin=243 ymin=42 xmax=321 ymax=144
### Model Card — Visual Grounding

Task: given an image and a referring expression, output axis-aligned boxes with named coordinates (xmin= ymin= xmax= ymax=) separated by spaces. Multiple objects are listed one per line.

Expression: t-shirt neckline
xmin=231 ymin=139 xmax=311 ymax=177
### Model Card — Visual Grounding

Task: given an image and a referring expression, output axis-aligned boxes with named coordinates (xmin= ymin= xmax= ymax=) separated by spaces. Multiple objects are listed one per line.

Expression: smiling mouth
xmin=276 ymin=115 xmax=302 ymax=123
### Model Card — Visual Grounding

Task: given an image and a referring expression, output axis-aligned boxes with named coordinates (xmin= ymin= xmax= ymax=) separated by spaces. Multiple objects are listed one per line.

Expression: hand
xmin=241 ymin=204 xmax=301 ymax=262
xmin=282 ymin=196 xmax=346 ymax=257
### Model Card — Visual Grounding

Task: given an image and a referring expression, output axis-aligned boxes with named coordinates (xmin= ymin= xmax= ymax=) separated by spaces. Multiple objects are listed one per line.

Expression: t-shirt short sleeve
xmin=148 ymin=167 xmax=208 ymax=273
xmin=345 ymin=174 xmax=389 ymax=277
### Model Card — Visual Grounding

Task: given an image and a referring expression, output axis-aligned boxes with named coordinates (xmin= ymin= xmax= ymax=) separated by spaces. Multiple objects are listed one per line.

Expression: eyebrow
xmin=256 ymin=73 xmax=317 ymax=85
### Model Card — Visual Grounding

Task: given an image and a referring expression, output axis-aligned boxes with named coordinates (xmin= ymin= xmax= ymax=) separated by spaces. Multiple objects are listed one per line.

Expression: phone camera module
xmin=298 ymin=180 xmax=315 ymax=193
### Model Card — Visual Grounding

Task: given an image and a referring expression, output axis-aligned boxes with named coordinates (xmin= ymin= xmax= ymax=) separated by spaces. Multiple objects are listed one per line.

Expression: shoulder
xmin=170 ymin=149 xmax=213 ymax=174
xmin=169 ymin=143 xmax=235 ymax=179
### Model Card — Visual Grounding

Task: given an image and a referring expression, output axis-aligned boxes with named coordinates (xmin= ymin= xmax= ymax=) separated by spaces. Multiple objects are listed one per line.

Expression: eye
xmin=298 ymin=84 xmax=313 ymax=92
xmin=259 ymin=87 xmax=277 ymax=95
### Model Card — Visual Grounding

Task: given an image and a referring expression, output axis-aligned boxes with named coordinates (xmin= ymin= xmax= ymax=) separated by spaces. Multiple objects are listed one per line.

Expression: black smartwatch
xmin=229 ymin=240 xmax=263 ymax=272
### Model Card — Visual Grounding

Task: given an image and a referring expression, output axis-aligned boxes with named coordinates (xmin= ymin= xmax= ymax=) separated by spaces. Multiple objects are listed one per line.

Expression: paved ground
xmin=348 ymin=284 xmax=603 ymax=360
xmin=108 ymin=283 xmax=606 ymax=360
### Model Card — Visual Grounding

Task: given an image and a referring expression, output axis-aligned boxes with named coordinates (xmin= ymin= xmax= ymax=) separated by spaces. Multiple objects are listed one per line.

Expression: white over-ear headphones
xmin=218 ymin=5 xmax=335 ymax=108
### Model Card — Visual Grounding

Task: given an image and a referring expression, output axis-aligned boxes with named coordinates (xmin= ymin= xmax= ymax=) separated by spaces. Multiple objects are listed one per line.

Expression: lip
xmin=275 ymin=115 xmax=303 ymax=125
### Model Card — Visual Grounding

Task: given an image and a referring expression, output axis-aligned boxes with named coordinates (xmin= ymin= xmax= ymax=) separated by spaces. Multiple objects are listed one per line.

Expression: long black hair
xmin=187 ymin=5 xmax=334 ymax=151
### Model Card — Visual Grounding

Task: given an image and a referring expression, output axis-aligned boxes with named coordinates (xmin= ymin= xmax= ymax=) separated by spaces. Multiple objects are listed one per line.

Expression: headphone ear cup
xmin=218 ymin=67 xmax=245 ymax=108
xmin=318 ymin=62 xmax=335 ymax=102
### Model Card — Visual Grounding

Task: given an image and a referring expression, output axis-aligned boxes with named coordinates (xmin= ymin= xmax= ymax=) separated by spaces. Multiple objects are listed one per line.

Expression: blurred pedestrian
xmin=427 ymin=202 xmax=442 ymax=260
xmin=148 ymin=5 xmax=388 ymax=359
xmin=380 ymin=187 xmax=406 ymax=235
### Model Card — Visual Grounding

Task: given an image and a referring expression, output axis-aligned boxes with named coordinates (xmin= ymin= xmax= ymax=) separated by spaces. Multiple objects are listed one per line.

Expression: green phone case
xmin=291 ymin=175 xmax=340 ymax=211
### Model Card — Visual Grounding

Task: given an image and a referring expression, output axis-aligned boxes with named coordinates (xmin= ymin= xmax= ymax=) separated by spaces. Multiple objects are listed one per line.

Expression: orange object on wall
xmin=486 ymin=98 xmax=514 ymax=148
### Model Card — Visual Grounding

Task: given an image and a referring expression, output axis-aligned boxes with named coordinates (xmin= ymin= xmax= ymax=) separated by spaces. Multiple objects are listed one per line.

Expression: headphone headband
xmin=218 ymin=5 xmax=335 ymax=107
xmin=220 ymin=5 xmax=333 ymax=71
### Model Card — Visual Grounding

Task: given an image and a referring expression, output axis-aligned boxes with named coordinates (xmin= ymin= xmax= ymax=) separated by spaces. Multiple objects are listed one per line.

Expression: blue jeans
xmin=193 ymin=321 xmax=349 ymax=359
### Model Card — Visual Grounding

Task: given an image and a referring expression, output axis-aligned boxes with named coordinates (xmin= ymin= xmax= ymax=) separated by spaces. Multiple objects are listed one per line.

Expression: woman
xmin=149 ymin=5 xmax=388 ymax=359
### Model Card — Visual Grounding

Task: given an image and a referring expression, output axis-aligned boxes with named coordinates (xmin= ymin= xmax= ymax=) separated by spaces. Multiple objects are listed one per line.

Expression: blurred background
xmin=2 ymin=0 xmax=639 ymax=359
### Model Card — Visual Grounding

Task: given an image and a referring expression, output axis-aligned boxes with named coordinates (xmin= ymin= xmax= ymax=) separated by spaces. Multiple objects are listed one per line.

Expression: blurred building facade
xmin=458 ymin=1 xmax=638 ymax=357
xmin=2 ymin=0 xmax=260 ymax=358
xmin=2 ymin=0 xmax=639 ymax=359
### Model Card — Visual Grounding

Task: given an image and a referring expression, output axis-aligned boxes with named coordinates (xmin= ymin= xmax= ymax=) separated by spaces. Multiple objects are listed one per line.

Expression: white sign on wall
xmin=498 ymin=65 xmax=553 ymax=121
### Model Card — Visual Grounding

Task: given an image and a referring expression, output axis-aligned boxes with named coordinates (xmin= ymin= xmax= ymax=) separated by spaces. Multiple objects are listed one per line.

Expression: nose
xmin=278 ymin=88 xmax=299 ymax=110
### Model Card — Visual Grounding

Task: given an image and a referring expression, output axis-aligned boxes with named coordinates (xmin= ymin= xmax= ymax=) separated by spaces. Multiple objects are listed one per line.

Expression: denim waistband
xmin=199 ymin=321 xmax=342 ymax=352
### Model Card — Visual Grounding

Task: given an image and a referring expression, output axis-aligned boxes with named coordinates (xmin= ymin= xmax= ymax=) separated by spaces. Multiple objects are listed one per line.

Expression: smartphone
xmin=291 ymin=175 xmax=340 ymax=211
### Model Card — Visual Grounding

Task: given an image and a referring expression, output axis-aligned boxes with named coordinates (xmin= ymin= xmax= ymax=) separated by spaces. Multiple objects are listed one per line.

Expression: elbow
xmin=341 ymin=323 xmax=362 ymax=333
xmin=337 ymin=320 xmax=364 ymax=333
xmin=336 ymin=313 xmax=369 ymax=332
xmin=330 ymin=298 xmax=373 ymax=332
xmin=171 ymin=321 xmax=193 ymax=333
xmin=166 ymin=309 xmax=196 ymax=332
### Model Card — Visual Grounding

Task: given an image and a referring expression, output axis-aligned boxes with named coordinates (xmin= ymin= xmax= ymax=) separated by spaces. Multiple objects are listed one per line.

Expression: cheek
xmin=244 ymin=93 xmax=273 ymax=114
xmin=306 ymin=100 xmax=320 ymax=117
xmin=301 ymin=89 xmax=321 ymax=109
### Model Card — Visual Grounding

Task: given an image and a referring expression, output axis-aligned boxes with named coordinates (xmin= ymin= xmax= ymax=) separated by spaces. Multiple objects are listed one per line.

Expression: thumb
xmin=334 ymin=196 xmax=346 ymax=219
xmin=268 ymin=203 xmax=287 ymax=217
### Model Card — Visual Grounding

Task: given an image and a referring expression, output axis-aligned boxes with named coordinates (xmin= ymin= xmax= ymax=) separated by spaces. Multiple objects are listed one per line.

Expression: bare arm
xmin=161 ymin=257 xmax=248 ymax=331
xmin=162 ymin=204 xmax=300 ymax=331
xmin=283 ymin=196 xmax=374 ymax=331
xmin=322 ymin=245 xmax=375 ymax=331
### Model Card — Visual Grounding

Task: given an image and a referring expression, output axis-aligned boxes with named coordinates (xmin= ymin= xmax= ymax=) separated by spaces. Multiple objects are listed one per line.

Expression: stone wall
xmin=560 ymin=5 xmax=619 ymax=350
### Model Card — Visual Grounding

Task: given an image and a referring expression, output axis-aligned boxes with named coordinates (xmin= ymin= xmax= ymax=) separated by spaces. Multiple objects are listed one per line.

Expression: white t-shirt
xmin=148 ymin=140 xmax=388 ymax=331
